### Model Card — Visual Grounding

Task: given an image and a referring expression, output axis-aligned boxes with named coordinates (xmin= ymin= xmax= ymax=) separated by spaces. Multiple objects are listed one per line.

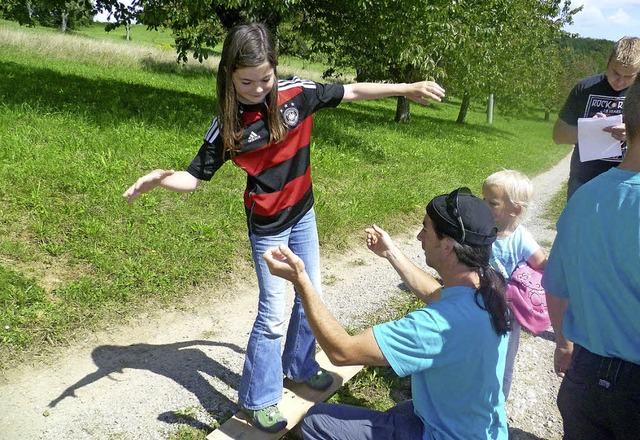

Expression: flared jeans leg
xmin=239 ymin=209 xmax=323 ymax=409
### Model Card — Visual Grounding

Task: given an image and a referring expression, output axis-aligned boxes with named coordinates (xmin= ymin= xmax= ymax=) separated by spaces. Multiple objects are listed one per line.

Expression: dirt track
xmin=0 ymin=153 xmax=571 ymax=440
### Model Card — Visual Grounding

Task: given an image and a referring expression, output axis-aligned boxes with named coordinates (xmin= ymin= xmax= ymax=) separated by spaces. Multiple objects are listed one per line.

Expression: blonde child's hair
xmin=483 ymin=169 xmax=534 ymax=223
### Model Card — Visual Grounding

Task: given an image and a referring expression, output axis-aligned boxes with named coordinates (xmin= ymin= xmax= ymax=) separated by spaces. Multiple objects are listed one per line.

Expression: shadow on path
xmin=48 ymin=340 xmax=243 ymax=419
xmin=509 ymin=427 xmax=549 ymax=439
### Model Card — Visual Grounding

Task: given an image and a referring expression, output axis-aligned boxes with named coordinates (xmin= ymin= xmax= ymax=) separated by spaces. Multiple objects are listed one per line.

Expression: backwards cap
xmin=426 ymin=187 xmax=498 ymax=246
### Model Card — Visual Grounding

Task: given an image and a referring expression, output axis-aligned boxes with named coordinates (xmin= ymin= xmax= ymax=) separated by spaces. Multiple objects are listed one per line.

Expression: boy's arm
xmin=123 ymin=170 xmax=201 ymax=203
xmin=553 ymin=112 xmax=622 ymax=145
xmin=342 ymin=81 xmax=445 ymax=105
xmin=366 ymin=225 xmax=442 ymax=304
xmin=552 ymin=118 xmax=578 ymax=145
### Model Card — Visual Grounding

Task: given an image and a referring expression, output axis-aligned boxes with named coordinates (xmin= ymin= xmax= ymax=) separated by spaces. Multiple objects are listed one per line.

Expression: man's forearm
xmin=546 ymin=293 xmax=570 ymax=345
xmin=292 ymin=275 xmax=358 ymax=364
xmin=385 ymin=247 xmax=442 ymax=303
xmin=546 ymin=292 xmax=573 ymax=375
xmin=262 ymin=245 xmax=387 ymax=366
xmin=292 ymin=274 xmax=387 ymax=367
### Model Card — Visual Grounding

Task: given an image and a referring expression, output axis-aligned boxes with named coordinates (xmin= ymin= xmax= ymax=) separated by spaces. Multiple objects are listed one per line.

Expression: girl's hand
xmin=405 ymin=81 xmax=446 ymax=105
xmin=122 ymin=169 xmax=175 ymax=203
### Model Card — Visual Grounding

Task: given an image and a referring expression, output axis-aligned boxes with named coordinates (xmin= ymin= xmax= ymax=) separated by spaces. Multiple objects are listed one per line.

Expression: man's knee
xmin=300 ymin=403 xmax=331 ymax=440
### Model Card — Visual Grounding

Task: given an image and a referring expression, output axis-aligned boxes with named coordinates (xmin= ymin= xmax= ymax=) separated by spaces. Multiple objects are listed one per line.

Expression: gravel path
xmin=0 ymin=153 xmax=571 ymax=440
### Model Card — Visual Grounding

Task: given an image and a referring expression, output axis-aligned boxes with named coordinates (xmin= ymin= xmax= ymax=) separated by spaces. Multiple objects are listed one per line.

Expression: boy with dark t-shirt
xmin=553 ymin=36 xmax=640 ymax=199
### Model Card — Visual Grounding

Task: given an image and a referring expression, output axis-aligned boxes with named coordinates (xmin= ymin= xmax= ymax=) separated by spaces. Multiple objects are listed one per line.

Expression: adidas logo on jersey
xmin=248 ymin=131 xmax=261 ymax=143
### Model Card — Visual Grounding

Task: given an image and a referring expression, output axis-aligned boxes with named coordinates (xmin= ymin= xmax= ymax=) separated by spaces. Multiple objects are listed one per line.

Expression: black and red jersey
xmin=186 ymin=77 xmax=344 ymax=235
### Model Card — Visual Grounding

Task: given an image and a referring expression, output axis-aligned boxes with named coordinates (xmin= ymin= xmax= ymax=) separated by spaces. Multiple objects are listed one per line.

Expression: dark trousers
xmin=567 ymin=148 xmax=617 ymax=200
xmin=301 ymin=400 xmax=423 ymax=440
xmin=558 ymin=344 xmax=640 ymax=440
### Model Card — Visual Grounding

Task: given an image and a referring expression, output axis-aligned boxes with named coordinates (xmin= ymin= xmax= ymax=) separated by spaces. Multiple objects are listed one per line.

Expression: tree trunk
xmin=544 ymin=110 xmax=550 ymax=121
xmin=60 ymin=11 xmax=68 ymax=33
xmin=486 ymin=94 xmax=494 ymax=125
xmin=395 ymin=96 xmax=411 ymax=123
xmin=456 ymin=93 xmax=471 ymax=124
xmin=126 ymin=24 xmax=131 ymax=41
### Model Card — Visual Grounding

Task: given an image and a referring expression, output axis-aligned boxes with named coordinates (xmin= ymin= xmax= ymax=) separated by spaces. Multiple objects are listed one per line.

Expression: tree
xmin=1 ymin=0 xmax=94 ymax=31
xmin=297 ymin=0 xmax=578 ymax=124
xmin=94 ymin=0 xmax=299 ymax=62
xmin=1 ymin=0 xmax=299 ymax=60
xmin=439 ymin=0 xmax=579 ymax=123
xmin=558 ymin=33 xmax=612 ymax=94
xmin=297 ymin=0 xmax=457 ymax=122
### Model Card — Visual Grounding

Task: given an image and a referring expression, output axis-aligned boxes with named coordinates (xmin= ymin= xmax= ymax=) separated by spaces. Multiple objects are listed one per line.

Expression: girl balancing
xmin=123 ymin=22 xmax=445 ymax=433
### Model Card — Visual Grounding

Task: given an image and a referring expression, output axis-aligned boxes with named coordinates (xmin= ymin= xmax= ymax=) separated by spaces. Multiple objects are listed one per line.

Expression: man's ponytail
xmin=452 ymin=244 xmax=511 ymax=336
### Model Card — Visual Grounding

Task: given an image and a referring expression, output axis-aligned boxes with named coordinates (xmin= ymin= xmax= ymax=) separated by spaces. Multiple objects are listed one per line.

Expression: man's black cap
xmin=426 ymin=187 xmax=497 ymax=246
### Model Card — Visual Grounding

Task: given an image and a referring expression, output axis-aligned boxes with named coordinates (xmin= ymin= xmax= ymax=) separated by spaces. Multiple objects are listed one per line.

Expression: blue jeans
xmin=557 ymin=344 xmax=640 ymax=440
xmin=238 ymin=208 xmax=323 ymax=410
xmin=301 ymin=400 xmax=424 ymax=440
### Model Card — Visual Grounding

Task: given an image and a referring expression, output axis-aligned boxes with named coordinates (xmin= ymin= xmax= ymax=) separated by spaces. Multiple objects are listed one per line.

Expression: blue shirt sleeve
xmin=373 ymin=308 xmax=444 ymax=377
xmin=542 ymin=214 xmax=569 ymax=298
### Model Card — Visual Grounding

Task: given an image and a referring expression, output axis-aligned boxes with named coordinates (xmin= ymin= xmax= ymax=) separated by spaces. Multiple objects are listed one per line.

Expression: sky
xmin=95 ymin=1 xmax=640 ymax=42
xmin=563 ymin=0 xmax=640 ymax=41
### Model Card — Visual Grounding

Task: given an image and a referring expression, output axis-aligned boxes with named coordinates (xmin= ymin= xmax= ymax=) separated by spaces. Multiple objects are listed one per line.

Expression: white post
xmin=487 ymin=94 xmax=494 ymax=125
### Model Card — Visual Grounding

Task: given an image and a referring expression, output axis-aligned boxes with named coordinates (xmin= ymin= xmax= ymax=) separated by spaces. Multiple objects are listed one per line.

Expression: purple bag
xmin=506 ymin=264 xmax=551 ymax=334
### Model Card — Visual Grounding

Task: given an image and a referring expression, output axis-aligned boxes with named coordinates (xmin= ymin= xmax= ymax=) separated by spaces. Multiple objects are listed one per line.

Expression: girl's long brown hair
xmin=216 ymin=23 xmax=287 ymax=159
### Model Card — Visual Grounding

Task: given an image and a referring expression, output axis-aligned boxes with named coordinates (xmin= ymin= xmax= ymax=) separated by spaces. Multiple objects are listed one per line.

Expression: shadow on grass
xmin=310 ymin=100 xmax=516 ymax=165
xmin=48 ymin=340 xmax=243 ymax=421
xmin=140 ymin=56 xmax=218 ymax=78
xmin=326 ymin=100 xmax=514 ymax=136
xmin=0 ymin=61 xmax=216 ymax=129
xmin=158 ymin=410 xmax=219 ymax=435
xmin=0 ymin=59 xmax=514 ymax=150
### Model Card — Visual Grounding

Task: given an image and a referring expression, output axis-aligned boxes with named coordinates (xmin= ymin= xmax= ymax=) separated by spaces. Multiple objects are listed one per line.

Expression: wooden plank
xmin=207 ymin=350 xmax=363 ymax=439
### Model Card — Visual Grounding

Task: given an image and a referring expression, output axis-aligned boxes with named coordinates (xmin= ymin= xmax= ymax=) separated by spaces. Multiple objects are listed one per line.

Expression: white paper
xmin=577 ymin=115 xmax=623 ymax=162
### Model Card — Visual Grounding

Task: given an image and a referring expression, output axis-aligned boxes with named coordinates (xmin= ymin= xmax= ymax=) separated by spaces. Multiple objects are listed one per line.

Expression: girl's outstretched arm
xmin=342 ymin=81 xmax=445 ymax=105
xmin=122 ymin=170 xmax=201 ymax=203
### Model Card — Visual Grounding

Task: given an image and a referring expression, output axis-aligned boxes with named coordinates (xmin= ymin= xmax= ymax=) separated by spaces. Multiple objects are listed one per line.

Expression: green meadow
xmin=0 ymin=21 xmax=571 ymax=366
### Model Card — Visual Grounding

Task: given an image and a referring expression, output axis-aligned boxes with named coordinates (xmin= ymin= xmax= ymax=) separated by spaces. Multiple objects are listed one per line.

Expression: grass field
xmin=0 ymin=20 xmax=571 ymax=368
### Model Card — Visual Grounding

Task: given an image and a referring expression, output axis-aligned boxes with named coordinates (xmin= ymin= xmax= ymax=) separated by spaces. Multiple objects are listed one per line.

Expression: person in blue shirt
xmin=543 ymin=78 xmax=640 ymax=440
xmin=262 ymin=189 xmax=510 ymax=440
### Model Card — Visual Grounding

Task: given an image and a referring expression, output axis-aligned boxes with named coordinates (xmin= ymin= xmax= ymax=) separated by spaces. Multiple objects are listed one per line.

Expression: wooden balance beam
xmin=207 ymin=350 xmax=363 ymax=439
